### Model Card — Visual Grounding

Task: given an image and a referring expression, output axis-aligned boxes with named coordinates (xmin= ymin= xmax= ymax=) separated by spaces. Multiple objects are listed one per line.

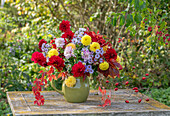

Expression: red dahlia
xmin=71 ymin=62 xmax=85 ymax=77
xmin=38 ymin=39 xmax=47 ymax=52
xmin=59 ymin=20 xmax=71 ymax=32
xmin=47 ymin=56 xmax=65 ymax=72
xmin=61 ymin=30 xmax=74 ymax=41
xmin=31 ymin=52 xmax=47 ymax=67
xmin=104 ymin=48 xmax=117 ymax=61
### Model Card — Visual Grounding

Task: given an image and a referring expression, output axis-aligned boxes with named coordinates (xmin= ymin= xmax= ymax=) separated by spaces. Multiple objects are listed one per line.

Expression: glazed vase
xmin=51 ymin=77 xmax=90 ymax=103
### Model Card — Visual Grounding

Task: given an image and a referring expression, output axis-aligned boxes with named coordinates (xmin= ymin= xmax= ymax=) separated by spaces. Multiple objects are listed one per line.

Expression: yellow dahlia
xmin=48 ymin=49 xmax=59 ymax=58
xmin=81 ymin=35 xmax=92 ymax=46
xmin=99 ymin=61 xmax=109 ymax=70
xmin=90 ymin=42 xmax=100 ymax=52
xmin=66 ymin=43 xmax=76 ymax=49
xmin=65 ymin=76 xmax=76 ymax=87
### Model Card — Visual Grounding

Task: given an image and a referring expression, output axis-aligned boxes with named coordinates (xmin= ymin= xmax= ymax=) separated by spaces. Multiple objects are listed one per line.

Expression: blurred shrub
xmin=143 ymin=87 xmax=170 ymax=106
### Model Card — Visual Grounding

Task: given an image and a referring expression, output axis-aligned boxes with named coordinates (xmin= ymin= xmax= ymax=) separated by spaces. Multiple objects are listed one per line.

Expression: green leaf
xmin=134 ymin=13 xmax=142 ymax=23
xmin=135 ymin=0 xmax=139 ymax=10
xmin=111 ymin=17 xmax=117 ymax=26
xmin=129 ymin=0 xmax=132 ymax=3
xmin=126 ymin=14 xmax=133 ymax=27
xmin=140 ymin=1 xmax=146 ymax=10
xmin=119 ymin=15 xmax=125 ymax=26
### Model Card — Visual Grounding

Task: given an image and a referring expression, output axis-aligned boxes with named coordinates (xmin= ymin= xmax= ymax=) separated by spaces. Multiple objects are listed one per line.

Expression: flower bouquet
xmin=31 ymin=20 xmax=122 ymax=106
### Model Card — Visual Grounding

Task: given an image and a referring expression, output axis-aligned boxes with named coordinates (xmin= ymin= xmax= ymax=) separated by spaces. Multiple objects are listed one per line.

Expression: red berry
xmin=166 ymin=43 xmax=168 ymax=45
xmin=163 ymin=36 xmax=166 ymax=40
xmin=145 ymin=19 xmax=147 ymax=21
xmin=115 ymin=83 xmax=119 ymax=86
xmin=148 ymin=27 xmax=152 ymax=32
xmin=165 ymin=34 xmax=170 ymax=36
xmin=146 ymin=98 xmax=149 ymax=101
xmin=158 ymin=26 xmax=160 ymax=28
xmin=125 ymin=100 xmax=129 ymax=103
xmin=142 ymin=77 xmax=146 ymax=80
xmin=125 ymin=81 xmax=129 ymax=85
xmin=138 ymin=99 xmax=142 ymax=103
xmin=115 ymin=88 xmax=118 ymax=91
xmin=143 ymin=21 xmax=145 ymax=23
xmin=132 ymin=66 xmax=135 ymax=69
xmin=135 ymin=90 xmax=139 ymax=93
xmin=106 ymin=80 xmax=109 ymax=83
xmin=145 ymin=73 xmax=149 ymax=76
xmin=133 ymin=87 xmax=138 ymax=90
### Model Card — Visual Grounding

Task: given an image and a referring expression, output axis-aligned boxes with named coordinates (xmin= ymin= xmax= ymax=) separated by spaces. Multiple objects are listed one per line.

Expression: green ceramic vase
xmin=51 ymin=77 xmax=90 ymax=103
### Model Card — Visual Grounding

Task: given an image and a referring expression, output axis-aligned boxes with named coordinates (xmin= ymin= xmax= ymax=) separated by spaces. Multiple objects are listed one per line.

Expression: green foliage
xmin=143 ymin=87 xmax=170 ymax=106
xmin=0 ymin=90 xmax=11 ymax=115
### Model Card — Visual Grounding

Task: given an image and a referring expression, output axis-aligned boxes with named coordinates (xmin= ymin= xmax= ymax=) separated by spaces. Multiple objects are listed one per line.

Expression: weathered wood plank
xmin=7 ymin=90 xmax=170 ymax=116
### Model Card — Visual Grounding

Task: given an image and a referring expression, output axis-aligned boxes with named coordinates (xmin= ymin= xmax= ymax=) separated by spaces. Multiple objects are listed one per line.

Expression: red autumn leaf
xmin=104 ymin=89 xmax=106 ymax=94
xmin=108 ymin=66 xmax=119 ymax=78
xmin=44 ymin=79 xmax=47 ymax=84
xmin=58 ymin=72 xmax=63 ymax=78
xmin=97 ymin=30 xmax=99 ymax=34
xmin=48 ymin=76 xmax=53 ymax=81
xmin=39 ymin=70 xmax=44 ymax=73
xmin=103 ymin=98 xmax=111 ymax=107
xmin=47 ymin=67 xmax=54 ymax=75
xmin=99 ymin=86 xmax=102 ymax=93
xmin=52 ymin=75 xmax=57 ymax=80
xmin=34 ymin=101 xmax=37 ymax=104
xmin=110 ymin=58 xmax=123 ymax=70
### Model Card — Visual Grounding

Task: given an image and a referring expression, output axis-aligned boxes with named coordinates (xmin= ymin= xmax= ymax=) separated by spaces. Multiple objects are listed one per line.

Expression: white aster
xmin=55 ymin=38 xmax=65 ymax=48
xmin=64 ymin=46 xmax=74 ymax=59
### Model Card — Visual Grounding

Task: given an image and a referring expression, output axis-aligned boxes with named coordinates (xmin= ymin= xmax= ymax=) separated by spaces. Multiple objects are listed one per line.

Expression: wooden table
xmin=7 ymin=89 xmax=170 ymax=116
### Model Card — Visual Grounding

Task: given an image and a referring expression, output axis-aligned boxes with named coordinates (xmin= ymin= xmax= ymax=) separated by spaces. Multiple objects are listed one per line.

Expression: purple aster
xmin=88 ymin=58 xmax=93 ymax=64
xmin=99 ymin=58 xmax=104 ymax=63
xmin=96 ymin=49 xmax=100 ymax=54
xmin=87 ymin=65 xmax=92 ymax=69
xmin=94 ymin=58 xmax=98 ymax=62
xmin=71 ymin=39 xmax=77 ymax=44
xmin=95 ymin=54 xmax=100 ymax=59
xmin=89 ymin=69 xmax=94 ymax=74
xmin=82 ymin=48 xmax=91 ymax=62
xmin=100 ymin=48 xmax=104 ymax=55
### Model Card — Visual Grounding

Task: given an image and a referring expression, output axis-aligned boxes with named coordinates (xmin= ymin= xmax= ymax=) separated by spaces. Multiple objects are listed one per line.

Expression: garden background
xmin=0 ymin=0 xmax=169 ymax=115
